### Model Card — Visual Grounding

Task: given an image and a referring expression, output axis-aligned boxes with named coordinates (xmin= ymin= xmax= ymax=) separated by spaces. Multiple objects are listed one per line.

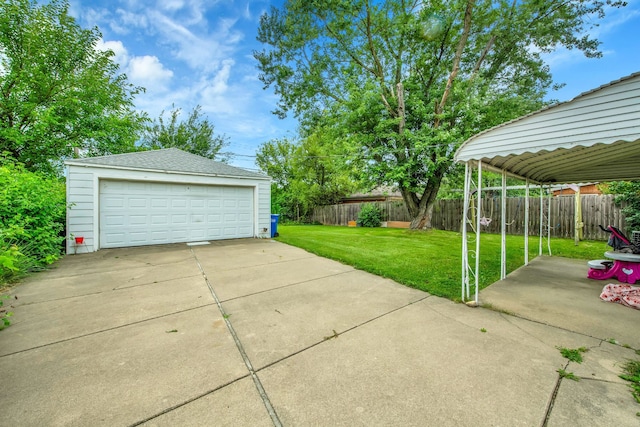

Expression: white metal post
xmin=524 ymin=179 xmax=529 ymax=265
xmin=539 ymin=184 xmax=543 ymax=256
xmin=461 ymin=162 xmax=470 ymax=301
xmin=474 ymin=161 xmax=482 ymax=304
xmin=501 ymin=170 xmax=506 ymax=279
xmin=547 ymin=186 xmax=552 ymax=255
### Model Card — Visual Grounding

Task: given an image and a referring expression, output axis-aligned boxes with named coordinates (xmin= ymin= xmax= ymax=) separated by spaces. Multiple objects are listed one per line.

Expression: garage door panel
xmin=100 ymin=181 xmax=254 ymax=248
xmin=151 ymin=215 xmax=168 ymax=225
xmin=172 ymin=199 xmax=187 ymax=208
xmin=151 ymin=198 xmax=168 ymax=208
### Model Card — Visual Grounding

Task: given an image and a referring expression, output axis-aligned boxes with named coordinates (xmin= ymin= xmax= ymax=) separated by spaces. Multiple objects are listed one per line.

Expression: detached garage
xmin=65 ymin=148 xmax=271 ymax=253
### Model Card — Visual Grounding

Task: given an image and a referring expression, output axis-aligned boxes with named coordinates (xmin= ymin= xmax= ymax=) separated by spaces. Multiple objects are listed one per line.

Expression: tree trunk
xmin=399 ymin=167 xmax=447 ymax=230
xmin=409 ymin=202 xmax=436 ymax=230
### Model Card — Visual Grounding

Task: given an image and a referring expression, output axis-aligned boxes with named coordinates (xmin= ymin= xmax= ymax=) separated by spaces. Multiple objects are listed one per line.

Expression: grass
xmin=620 ymin=360 xmax=640 ymax=404
xmin=557 ymin=369 xmax=580 ymax=381
xmin=275 ymin=225 xmax=606 ymax=300
xmin=558 ymin=346 xmax=589 ymax=363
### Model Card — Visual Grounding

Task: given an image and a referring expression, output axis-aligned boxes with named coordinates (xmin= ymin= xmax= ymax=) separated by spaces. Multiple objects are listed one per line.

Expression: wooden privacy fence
xmin=311 ymin=194 xmax=627 ymax=241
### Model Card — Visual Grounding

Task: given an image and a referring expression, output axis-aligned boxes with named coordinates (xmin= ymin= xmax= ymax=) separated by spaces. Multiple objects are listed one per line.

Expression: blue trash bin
xmin=270 ymin=214 xmax=280 ymax=238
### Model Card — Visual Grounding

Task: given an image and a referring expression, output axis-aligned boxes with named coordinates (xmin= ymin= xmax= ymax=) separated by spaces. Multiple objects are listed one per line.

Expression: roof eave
xmin=65 ymin=162 xmax=270 ymax=181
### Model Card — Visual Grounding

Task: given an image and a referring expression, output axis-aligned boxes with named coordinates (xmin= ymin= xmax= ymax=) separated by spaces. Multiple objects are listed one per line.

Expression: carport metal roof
xmin=454 ymin=72 xmax=640 ymax=184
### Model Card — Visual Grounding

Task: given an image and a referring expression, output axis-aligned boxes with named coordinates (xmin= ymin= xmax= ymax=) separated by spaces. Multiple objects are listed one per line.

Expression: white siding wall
xmin=257 ymin=180 xmax=272 ymax=238
xmin=66 ymin=169 xmax=96 ymax=254
xmin=66 ymin=164 xmax=271 ymax=253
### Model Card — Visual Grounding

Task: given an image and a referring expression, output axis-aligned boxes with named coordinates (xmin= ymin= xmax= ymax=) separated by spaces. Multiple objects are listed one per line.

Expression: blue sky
xmin=69 ymin=0 xmax=640 ymax=170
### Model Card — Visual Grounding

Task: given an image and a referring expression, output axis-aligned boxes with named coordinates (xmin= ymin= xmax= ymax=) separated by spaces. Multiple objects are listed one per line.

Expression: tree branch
xmin=435 ymin=0 xmax=475 ymax=127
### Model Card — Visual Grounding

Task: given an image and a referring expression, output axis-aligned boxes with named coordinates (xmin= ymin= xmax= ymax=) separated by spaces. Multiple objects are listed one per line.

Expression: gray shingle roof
xmin=65 ymin=148 xmax=268 ymax=179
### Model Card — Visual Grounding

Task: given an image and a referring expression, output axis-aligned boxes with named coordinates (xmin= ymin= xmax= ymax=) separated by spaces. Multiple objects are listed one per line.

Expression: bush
xmin=608 ymin=181 xmax=640 ymax=231
xmin=358 ymin=204 xmax=382 ymax=227
xmin=0 ymin=162 xmax=66 ymax=284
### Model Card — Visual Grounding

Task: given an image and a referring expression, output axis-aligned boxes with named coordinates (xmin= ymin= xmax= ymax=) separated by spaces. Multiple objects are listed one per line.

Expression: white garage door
xmin=99 ymin=180 xmax=254 ymax=248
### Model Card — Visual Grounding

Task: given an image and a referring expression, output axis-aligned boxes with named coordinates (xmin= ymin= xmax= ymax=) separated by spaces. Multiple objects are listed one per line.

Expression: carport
xmin=454 ymin=71 xmax=640 ymax=305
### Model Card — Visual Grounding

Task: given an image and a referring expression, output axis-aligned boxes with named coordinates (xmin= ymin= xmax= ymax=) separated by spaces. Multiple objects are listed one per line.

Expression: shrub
xmin=0 ymin=162 xmax=66 ymax=284
xmin=358 ymin=204 xmax=382 ymax=227
xmin=607 ymin=181 xmax=640 ymax=231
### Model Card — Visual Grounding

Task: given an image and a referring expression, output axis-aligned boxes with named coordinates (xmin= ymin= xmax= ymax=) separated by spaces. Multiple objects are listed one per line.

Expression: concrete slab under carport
xmin=479 ymin=255 xmax=640 ymax=348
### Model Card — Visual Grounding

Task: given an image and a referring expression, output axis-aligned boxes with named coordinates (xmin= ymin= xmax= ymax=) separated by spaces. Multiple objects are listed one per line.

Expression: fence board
xmin=311 ymin=194 xmax=627 ymax=241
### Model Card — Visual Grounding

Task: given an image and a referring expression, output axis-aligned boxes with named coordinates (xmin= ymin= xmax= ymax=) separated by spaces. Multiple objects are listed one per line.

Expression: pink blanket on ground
xmin=600 ymin=283 xmax=640 ymax=309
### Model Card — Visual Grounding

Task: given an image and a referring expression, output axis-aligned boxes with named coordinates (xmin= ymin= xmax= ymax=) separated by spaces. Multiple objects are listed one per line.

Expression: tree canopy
xmin=255 ymin=0 xmax=626 ymax=228
xmin=0 ymin=0 xmax=145 ymax=174
xmin=256 ymin=132 xmax=356 ymax=221
xmin=141 ymin=105 xmax=229 ymax=161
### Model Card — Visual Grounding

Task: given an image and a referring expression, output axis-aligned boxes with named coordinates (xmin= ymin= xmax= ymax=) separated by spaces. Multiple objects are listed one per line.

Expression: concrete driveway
xmin=0 ymin=239 xmax=638 ymax=426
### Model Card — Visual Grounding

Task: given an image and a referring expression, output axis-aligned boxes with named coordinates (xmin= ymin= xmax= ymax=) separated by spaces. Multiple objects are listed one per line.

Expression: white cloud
xmin=128 ymin=55 xmax=174 ymax=90
xmin=110 ymin=9 xmax=149 ymax=34
xmin=95 ymin=39 xmax=130 ymax=66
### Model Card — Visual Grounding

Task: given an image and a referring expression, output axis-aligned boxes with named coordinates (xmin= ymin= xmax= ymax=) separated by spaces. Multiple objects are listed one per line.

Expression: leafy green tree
xmin=141 ymin=105 xmax=229 ymax=161
xmin=606 ymin=181 xmax=640 ymax=232
xmin=256 ymin=133 xmax=356 ymax=221
xmin=0 ymin=0 xmax=146 ymax=174
xmin=255 ymin=0 xmax=625 ymax=229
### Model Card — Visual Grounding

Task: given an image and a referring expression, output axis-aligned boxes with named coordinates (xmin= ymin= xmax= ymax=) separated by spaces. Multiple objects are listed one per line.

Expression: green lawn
xmin=275 ymin=225 xmax=607 ymax=301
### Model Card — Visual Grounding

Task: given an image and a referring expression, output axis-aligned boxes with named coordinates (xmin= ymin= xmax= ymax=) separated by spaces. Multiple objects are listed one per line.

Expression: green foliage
xmin=0 ymin=162 xmax=66 ymax=284
xmin=0 ymin=295 xmax=13 ymax=330
xmin=606 ymin=181 xmax=640 ymax=231
xmin=141 ymin=105 xmax=229 ymax=161
xmin=255 ymin=0 xmax=625 ymax=228
xmin=619 ymin=360 xmax=640 ymax=404
xmin=558 ymin=346 xmax=588 ymax=363
xmin=358 ymin=204 xmax=382 ymax=227
xmin=557 ymin=369 xmax=580 ymax=381
xmin=256 ymin=134 xmax=356 ymax=221
xmin=0 ymin=0 xmax=146 ymax=175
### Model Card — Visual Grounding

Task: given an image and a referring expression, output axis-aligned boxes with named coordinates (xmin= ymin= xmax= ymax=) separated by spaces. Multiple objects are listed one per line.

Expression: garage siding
xmin=257 ymin=181 xmax=271 ymax=234
xmin=66 ymin=170 xmax=96 ymax=251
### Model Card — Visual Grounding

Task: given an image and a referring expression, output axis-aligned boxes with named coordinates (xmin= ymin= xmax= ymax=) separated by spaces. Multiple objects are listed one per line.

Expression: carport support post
xmin=539 ymin=184 xmax=544 ymax=256
xmin=500 ymin=170 xmax=507 ymax=279
xmin=547 ymin=185 xmax=552 ymax=255
xmin=461 ymin=162 xmax=471 ymax=301
xmin=474 ymin=160 xmax=482 ymax=304
xmin=524 ymin=180 xmax=530 ymax=265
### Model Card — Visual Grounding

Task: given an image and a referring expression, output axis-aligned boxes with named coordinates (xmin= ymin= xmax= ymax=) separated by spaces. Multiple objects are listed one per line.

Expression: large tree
xmin=255 ymin=0 xmax=625 ymax=229
xmin=0 ymin=0 xmax=146 ymax=174
xmin=141 ymin=105 xmax=229 ymax=161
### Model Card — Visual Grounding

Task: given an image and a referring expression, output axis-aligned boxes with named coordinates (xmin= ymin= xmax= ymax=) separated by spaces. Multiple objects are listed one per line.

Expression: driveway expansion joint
xmin=190 ymin=248 xmax=283 ymax=427
xmin=219 ymin=269 xmax=360 ymax=303
xmin=0 ymin=303 xmax=216 ymax=358
xmin=255 ymin=294 xmax=432 ymax=372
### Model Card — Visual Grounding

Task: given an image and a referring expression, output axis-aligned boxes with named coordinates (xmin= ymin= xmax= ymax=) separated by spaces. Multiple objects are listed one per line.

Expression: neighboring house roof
xmin=65 ymin=148 xmax=269 ymax=180
xmin=343 ymin=185 xmax=403 ymax=202
xmin=454 ymin=71 xmax=640 ymax=184
xmin=552 ymin=183 xmax=602 ymax=196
